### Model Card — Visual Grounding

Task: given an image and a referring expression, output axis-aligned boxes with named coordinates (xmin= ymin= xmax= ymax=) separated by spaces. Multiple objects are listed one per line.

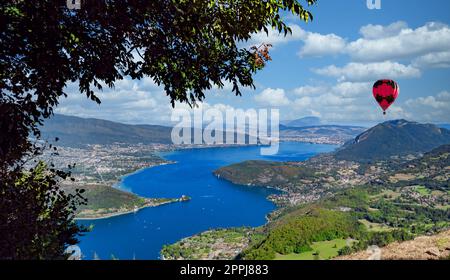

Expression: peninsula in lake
xmin=41 ymin=114 xmax=362 ymax=219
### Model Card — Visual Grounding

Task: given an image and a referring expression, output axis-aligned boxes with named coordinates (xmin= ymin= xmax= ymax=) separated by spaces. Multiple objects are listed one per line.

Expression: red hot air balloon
xmin=373 ymin=79 xmax=399 ymax=115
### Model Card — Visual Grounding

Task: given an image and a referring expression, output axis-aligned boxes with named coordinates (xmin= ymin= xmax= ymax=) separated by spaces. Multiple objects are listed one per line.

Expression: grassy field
xmin=390 ymin=173 xmax=416 ymax=182
xmin=369 ymin=189 xmax=401 ymax=201
xmin=274 ymin=239 xmax=349 ymax=260
xmin=358 ymin=219 xmax=393 ymax=232
xmin=413 ymin=185 xmax=431 ymax=195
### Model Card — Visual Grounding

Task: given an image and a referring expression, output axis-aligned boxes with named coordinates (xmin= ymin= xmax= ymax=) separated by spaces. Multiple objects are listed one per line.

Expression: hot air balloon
xmin=373 ymin=79 xmax=399 ymax=115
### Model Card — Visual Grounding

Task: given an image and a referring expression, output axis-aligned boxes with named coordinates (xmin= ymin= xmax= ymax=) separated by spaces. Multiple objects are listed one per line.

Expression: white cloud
xmin=247 ymin=24 xmax=347 ymax=57
xmin=405 ymin=91 xmax=450 ymax=109
xmin=297 ymin=22 xmax=450 ymax=68
xmin=294 ymin=96 xmax=313 ymax=107
xmin=292 ymin=84 xmax=362 ymax=115
xmin=348 ymin=22 xmax=450 ymax=62
xmin=314 ymin=61 xmax=421 ymax=82
xmin=54 ymin=20 xmax=450 ymax=126
xmin=56 ymin=74 xmax=253 ymax=125
xmin=404 ymin=91 xmax=450 ymax=122
xmin=56 ymin=77 xmax=175 ymax=124
xmin=245 ymin=24 xmax=305 ymax=48
xmin=288 ymin=84 xmax=450 ymax=124
xmin=254 ymin=88 xmax=290 ymax=106
xmin=412 ymin=51 xmax=450 ymax=68
xmin=331 ymin=82 xmax=372 ymax=97
xmin=297 ymin=32 xmax=347 ymax=57
xmin=294 ymin=82 xmax=371 ymax=97
xmin=359 ymin=21 xmax=409 ymax=39
xmin=294 ymin=85 xmax=327 ymax=96
xmin=207 ymin=103 xmax=236 ymax=112
xmin=281 ymin=79 xmax=417 ymax=124
xmin=318 ymin=93 xmax=355 ymax=106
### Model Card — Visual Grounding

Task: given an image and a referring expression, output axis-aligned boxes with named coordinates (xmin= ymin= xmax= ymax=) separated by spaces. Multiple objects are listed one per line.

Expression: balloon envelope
xmin=373 ymin=79 xmax=399 ymax=114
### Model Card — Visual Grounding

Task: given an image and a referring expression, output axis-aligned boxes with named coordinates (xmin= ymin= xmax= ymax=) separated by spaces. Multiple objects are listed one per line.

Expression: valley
xmin=162 ymin=120 xmax=450 ymax=260
xmin=38 ymin=116 xmax=450 ymax=259
xmin=41 ymin=114 xmax=363 ymax=219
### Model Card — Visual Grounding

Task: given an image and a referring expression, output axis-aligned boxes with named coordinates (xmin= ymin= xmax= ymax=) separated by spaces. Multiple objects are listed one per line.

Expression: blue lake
xmin=78 ymin=142 xmax=337 ymax=260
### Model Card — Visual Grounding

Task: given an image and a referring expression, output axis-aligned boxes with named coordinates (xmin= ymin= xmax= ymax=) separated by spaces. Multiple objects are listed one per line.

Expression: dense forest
xmin=239 ymin=186 xmax=450 ymax=260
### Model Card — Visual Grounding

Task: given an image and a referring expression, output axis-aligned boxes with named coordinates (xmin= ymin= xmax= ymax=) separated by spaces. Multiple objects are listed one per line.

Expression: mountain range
xmin=280 ymin=124 xmax=365 ymax=144
xmin=335 ymin=119 xmax=450 ymax=162
xmin=41 ymin=114 xmax=173 ymax=146
xmin=42 ymin=115 xmax=450 ymax=159
xmin=42 ymin=114 xmax=366 ymax=147
xmin=281 ymin=116 xmax=322 ymax=127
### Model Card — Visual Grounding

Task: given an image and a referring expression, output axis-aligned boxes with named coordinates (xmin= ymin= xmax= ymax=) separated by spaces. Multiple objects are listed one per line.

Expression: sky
xmin=56 ymin=0 xmax=450 ymax=126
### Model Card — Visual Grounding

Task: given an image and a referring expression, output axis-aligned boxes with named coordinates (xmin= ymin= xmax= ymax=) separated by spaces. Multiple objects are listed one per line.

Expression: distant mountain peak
xmin=380 ymin=119 xmax=418 ymax=127
xmin=281 ymin=116 xmax=322 ymax=128
xmin=335 ymin=120 xmax=450 ymax=162
xmin=383 ymin=119 xmax=411 ymax=125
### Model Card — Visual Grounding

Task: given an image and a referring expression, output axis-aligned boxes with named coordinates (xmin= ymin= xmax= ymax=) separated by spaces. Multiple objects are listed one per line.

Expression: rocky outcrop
xmin=335 ymin=229 xmax=450 ymax=260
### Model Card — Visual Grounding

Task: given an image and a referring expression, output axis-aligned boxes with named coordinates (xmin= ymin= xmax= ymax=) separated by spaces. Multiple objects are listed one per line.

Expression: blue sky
xmin=58 ymin=0 xmax=450 ymax=126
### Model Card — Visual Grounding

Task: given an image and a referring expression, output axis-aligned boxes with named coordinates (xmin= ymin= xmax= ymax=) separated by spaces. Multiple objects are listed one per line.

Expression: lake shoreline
xmin=76 ymin=142 xmax=329 ymax=221
xmin=112 ymin=161 xmax=176 ymax=191
xmin=75 ymin=144 xmax=248 ymax=221
xmin=77 ymin=142 xmax=337 ymax=259
xmin=75 ymin=196 xmax=190 ymax=221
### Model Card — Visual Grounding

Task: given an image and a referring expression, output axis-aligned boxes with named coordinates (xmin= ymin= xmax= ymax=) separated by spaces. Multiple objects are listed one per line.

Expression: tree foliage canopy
xmin=1 ymin=0 xmax=317 ymax=164
xmin=0 ymin=160 xmax=87 ymax=259
xmin=0 ymin=0 xmax=317 ymax=259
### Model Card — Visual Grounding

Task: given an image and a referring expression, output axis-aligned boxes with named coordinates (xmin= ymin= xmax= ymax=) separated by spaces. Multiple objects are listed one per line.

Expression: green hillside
xmin=65 ymin=184 xmax=146 ymax=211
xmin=335 ymin=120 xmax=450 ymax=163
xmin=240 ymin=185 xmax=450 ymax=260
xmin=387 ymin=144 xmax=450 ymax=190
xmin=214 ymin=160 xmax=317 ymax=190
xmin=241 ymin=207 xmax=364 ymax=260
